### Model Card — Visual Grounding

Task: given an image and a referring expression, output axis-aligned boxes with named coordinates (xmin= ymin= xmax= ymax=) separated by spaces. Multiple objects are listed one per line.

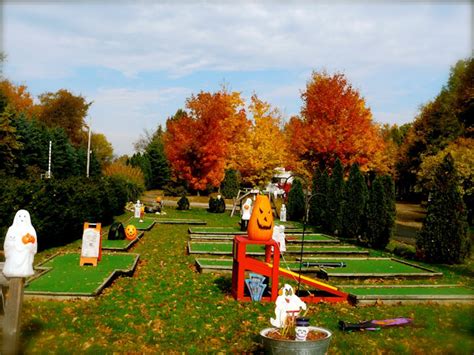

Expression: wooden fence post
xmin=3 ymin=277 xmax=24 ymax=355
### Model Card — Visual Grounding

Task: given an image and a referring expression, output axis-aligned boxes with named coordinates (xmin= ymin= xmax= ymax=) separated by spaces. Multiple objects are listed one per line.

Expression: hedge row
xmin=0 ymin=176 xmax=142 ymax=250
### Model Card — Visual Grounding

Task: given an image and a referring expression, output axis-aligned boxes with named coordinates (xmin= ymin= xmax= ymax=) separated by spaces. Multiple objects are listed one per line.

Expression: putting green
xmin=152 ymin=219 xmax=206 ymax=225
xmin=102 ymin=232 xmax=144 ymax=250
xmin=25 ymin=253 xmax=139 ymax=296
xmin=127 ymin=217 xmax=155 ymax=230
xmin=301 ymin=257 xmax=442 ymax=277
xmin=188 ymin=226 xmax=245 ymax=235
xmin=188 ymin=241 xmax=368 ymax=256
xmin=343 ymin=285 xmax=474 ymax=296
xmin=195 ymin=258 xmax=326 ymax=273
xmin=285 ymin=234 xmax=340 ymax=243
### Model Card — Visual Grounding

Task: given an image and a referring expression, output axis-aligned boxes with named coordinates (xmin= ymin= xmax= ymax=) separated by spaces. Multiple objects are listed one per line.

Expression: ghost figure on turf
xmin=134 ymin=200 xmax=142 ymax=219
xmin=279 ymin=204 xmax=287 ymax=222
xmin=241 ymin=198 xmax=252 ymax=231
xmin=272 ymin=225 xmax=286 ymax=253
xmin=3 ymin=209 xmax=38 ymax=278
xmin=270 ymin=284 xmax=306 ymax=328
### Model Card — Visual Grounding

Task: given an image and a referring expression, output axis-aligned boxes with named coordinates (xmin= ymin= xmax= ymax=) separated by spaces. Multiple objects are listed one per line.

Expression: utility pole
xmin=86 ymin=117 xmax=92 ymax=178
xmin=45 ymin=140 xmax=52 ymax=179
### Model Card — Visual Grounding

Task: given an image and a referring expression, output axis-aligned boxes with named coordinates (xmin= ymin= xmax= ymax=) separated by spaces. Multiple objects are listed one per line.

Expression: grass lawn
xmin=18 ymin=207 xmax=474 ymax=353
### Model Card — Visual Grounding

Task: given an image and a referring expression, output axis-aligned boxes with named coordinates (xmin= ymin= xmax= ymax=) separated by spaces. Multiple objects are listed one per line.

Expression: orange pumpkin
xmin=247 ymin=195 xmax=274 ymax=241
xmin=125 ymin=224 xmax=138 ymax=240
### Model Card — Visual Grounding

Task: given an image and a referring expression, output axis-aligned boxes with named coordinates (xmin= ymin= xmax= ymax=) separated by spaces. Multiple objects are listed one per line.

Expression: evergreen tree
xmin=129 ymin=152 xmax=153 ymax=189
xmin=309 ymin=167 xmax=329 ymax=227
xmin=342 ymin=164 xmax=368 ymax=239
xmin=327 ymin=158 xmax=344 ymax=235
xmin=287 ymin=179 xmax=305 ymax=221
xmin=221 ymin=169 xmax=240 ymax=199
xmin=381 ymin=175 xmax=396 ymax=242
xmin=146 ymin=126 xmax=171 ymax=189
xmin=49 ymin=128 xmax=79 ymax=178
xmin=365 ymin=176 xmax=389 ymax=249
xmin=417 ymin=154 xmax=470 ymax=263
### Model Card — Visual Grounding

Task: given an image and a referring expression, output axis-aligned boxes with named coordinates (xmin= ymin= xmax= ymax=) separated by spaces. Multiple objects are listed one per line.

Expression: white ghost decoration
xmin=270 ymin=284 xmax=307 ymax=328
xmin=280 ymin=204 xmax=287 ymax=222
xmin=272 ymin=225 xmax=286 ymax=253
xmin=241 ymin=198 xmax=252 ymax=221
xmin=3 ymin=209 xmax=38 ymax=278
xmin=134 ymin=200 xmax=142 ymax=219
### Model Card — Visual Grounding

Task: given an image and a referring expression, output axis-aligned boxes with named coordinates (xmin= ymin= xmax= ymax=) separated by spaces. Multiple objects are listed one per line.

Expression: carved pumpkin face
xmin=125 ymin=224 xmax=138 ymax=240
xmin=247 ymin=195 xmax=274 ymax=241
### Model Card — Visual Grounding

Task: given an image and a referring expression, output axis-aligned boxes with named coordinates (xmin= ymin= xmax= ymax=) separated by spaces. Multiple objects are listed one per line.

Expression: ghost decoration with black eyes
xmin=3 ymin=209 xmax=37 ymax=278
xmin=270 ymin=284 xmax=307 ymax=328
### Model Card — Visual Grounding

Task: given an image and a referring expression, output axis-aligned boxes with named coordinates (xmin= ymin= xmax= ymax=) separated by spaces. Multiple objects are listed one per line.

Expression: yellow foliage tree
xmin=231 ymin=95 xmax=288 ymax=187
xmin=104 ymin=161 xmax=145 ymax=188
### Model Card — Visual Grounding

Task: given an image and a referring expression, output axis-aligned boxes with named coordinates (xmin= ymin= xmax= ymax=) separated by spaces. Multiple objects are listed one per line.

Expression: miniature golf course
xmin=188 ymin=225 xmax=474 ymax=304
xmin=188 ymin=225 xmax=311 ymax=235
xmin=25 ymin=253 xmax=139 ymax=297
xmin=152 ymin=218 xmax=206 ymax=225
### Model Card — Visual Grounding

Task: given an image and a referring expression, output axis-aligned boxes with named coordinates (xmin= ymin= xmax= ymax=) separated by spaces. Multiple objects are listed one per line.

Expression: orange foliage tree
xmin=231 ymin=95 xmax=288 ymax=187
xmin=286 ymin=71 xmax=386 ymax=176
xmin=164 ymin=89 xmax=249 ymax=191
xmin=0 ymin=80 xmax=37 ymax=117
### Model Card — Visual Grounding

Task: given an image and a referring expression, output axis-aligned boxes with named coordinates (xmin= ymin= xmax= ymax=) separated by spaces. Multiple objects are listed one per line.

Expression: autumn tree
xmin=91 ymin=133 xmax=114 ymax=168
xmin=286 ymin=71 xmax=386 ymax=177
xmin=397 ymin=57 xmax=472 ymax=198
xmin=0 ymin=105 xmax=23 ymax=173
xmin=37 ymin=89 xmax=91 ymax=146
xmin=231 ymin=95 xmax=287 ymax=187
xmin=0 ymin=80 xmax=37 ymax=117
xmin=164 ymin=90 xmax=248 ymax=191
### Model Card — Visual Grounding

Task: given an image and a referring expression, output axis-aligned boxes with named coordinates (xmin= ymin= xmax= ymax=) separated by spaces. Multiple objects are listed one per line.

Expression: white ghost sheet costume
xmin=270 ymin=284 xmax=307 ymax=328
xmin=279 ymin=204 xmax=287 ymax=222
xmin=241 ymin=198 xmax=252 ymax=221
xmin=272 ymin=225 xmax=286 ymax=253
xmin=3 ymin=209 xmax=38 ymax=278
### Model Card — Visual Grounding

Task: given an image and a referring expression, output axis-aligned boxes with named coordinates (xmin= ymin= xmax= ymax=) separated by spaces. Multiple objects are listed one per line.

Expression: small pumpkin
xmin=22 ymin=233 xmax=35 ymax=244
xmin=125 ymin=224 xmax=138 ymax=240
xmin=247 ymin=195 xmax=274 ymax=241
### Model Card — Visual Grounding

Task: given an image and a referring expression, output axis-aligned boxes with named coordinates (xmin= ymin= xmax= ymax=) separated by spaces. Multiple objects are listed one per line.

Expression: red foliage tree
xmin=286 ymin=71 xmax=386 ymax=175
xmin=164 ymin=90 xmax=249 ymax=191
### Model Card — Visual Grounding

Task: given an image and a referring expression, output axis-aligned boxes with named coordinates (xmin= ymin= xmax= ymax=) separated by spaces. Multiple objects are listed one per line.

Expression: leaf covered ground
xmin=19 ymin=208 xmax=474 ymax=353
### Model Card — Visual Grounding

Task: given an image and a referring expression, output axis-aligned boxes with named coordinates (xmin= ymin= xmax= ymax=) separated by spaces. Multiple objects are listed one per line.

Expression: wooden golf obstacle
xmin=231 ymin=236 xmax=348 ymax=303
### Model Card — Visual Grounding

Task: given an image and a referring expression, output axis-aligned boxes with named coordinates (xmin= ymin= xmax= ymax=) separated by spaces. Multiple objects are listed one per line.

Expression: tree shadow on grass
xmin=214 ymin=275 xmax=232 ymax=295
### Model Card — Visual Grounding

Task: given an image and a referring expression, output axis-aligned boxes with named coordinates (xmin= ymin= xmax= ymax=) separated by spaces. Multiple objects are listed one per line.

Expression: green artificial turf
xmin=25 ymin=253 xmax=139 ymax=295
xmin=152 ymin=218 xmax=206 ymax=225
xmin=342 ymin=285 xmax=474 ymax=296
xmin=127 ymin=217 xmax=156 ymax=230
xmin=188 ymin=241 xmax=369 ymax=256
xmin=285 ymin=233 xmax=340 ymax=243
xmin=188 ymin=226 xmax=246 ymax=234
xmin=301 ymin=257 xmax=440 ymax=275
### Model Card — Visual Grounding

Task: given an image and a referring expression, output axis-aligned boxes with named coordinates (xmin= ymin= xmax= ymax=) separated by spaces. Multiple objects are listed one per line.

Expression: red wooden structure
xmin=231 ymin=235 xmax=348 ymax=303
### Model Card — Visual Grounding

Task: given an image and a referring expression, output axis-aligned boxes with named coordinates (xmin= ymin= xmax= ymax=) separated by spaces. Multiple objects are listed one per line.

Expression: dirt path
xmin=393 ymin=202 xmax=426 ymax=245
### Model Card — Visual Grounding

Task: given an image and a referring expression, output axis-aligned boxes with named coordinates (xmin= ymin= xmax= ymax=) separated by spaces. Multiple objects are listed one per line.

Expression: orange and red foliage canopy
xmin=164 ymin=90 xmax=249 ymax=191
xmin=286 ymin=71 xmax=386 ymax=175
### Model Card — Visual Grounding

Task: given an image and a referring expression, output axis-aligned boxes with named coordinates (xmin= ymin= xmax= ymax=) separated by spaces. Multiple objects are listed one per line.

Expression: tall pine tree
xmin=287 ymin=179 xmax=305 ymax=221
xmin=327 ymin=158 xmax=344 ymax=235
xmin=365 ymin=176 xmax=389 ymax=249
xmin=342 ymin=164 xmax=368 ymax=239
xmin=309 ymin=167 xmax=329 ymax=227
xmin=417 ymin=154 xmax=470 ymax=263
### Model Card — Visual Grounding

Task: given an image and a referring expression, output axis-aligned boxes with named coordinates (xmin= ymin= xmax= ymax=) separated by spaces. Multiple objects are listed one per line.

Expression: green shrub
xmin=287 ymin=179 xmax=305 ymax=221
xmin=0 ymin=176 xmax=142 ymax=250
xmin=417 ymin=154 xmax=470 ymax=263
xmin=208 ymin=196 xmax=226 ymax=213
xmin=221 ymin=169 xmax=240 ymax=199
xmin=177 ymin=195 xmax=190 ymax=210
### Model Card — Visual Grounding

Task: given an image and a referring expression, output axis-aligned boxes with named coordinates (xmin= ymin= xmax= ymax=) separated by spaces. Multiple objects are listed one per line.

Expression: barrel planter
xmin=260 ymin=326 xmax=332 ymax=355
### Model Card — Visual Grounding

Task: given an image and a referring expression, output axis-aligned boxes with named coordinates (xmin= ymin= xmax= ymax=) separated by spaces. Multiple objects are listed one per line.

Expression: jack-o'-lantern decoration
xmin=125 ymin=224 xmax=138 ymax=240
xmin=247 ymin=195 xmax=274 ymax=241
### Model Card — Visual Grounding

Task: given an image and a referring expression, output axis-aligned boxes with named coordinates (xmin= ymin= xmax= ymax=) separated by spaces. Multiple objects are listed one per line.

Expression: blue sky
xmin=2 ymin=1 xmax=472 ymax=156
